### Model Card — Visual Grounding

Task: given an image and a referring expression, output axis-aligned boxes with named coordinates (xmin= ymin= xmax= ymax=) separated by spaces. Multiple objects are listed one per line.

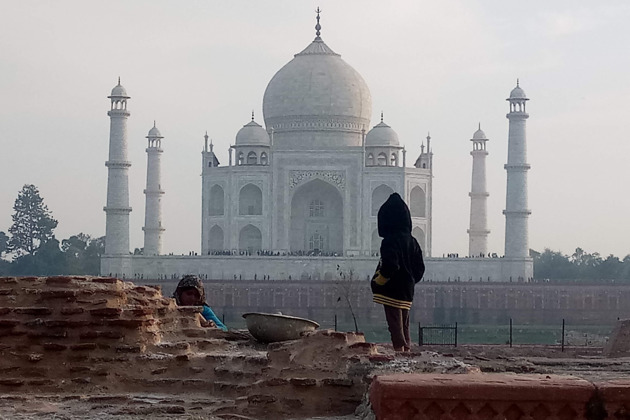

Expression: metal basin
xmin=242 ymin=312 xmax=320 ymax=343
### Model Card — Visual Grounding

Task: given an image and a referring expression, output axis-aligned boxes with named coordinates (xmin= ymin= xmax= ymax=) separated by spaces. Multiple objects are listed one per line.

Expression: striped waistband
xmin=373 ymin=294 xmax=412 ymax=310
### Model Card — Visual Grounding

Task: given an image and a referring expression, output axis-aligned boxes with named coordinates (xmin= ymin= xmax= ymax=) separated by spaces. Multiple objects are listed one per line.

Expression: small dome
xmin=509 ymin=83 xmax=527 ymax=100
xmin=147 ymin=124 xmax=162 ymax=138
xmin=235 ymin=120 xmax=270 ymax=146
xmin=109 ymin=80 xmax=129 ymax=98
xmin=472 ymin=127 xmax=487 ymax=140
xmin=365 ymin=120 xmax=399 ymax=147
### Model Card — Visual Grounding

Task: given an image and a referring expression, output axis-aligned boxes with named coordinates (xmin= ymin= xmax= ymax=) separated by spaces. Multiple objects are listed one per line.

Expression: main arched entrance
xmin=290 ymin=179 xmax=343 ymax=254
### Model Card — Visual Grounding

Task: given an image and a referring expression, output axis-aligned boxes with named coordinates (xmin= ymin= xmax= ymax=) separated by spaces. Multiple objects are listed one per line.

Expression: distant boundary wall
xmin=143 ymin=279 xmax=630 ymax=326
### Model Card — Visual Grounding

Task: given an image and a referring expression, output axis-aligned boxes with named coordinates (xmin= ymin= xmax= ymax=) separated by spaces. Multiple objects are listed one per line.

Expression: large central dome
xmin=262 ymin=34 xmax=372 ymax=148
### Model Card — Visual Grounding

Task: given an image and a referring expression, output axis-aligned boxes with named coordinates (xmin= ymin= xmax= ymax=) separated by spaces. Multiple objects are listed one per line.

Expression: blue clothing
xmin=201 ymin=305 xmax=227 ymax=331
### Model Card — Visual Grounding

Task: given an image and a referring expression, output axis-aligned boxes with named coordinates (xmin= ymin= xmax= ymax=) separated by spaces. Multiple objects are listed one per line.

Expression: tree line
xmin=532 ymin=248 xmax=630 ymax=282
xmin=0 ymin=184 xmax=104 ymax=276
xmin=2 ymin=184 xmax=630 ymax=280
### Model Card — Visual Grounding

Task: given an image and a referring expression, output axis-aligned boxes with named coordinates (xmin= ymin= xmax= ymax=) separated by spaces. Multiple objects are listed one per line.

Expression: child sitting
xmin=173 ymin=275 xmax=228 ymax=331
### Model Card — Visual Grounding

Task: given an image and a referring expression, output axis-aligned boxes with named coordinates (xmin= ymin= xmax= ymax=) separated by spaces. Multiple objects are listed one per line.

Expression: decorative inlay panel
xmin=289 ymin=170 xmax=345 ymax=191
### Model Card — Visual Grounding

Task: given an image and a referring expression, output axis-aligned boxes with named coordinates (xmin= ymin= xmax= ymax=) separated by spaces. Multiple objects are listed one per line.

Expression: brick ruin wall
xmin=0 ymin=276 xmax=385 ymax=419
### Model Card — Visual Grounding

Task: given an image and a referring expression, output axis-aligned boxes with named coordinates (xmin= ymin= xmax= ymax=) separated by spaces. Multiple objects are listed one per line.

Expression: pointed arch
xmin=412 ymin=227 xmax=426 ymax=250
xmin=367 ymin=153 xmax=374 ymax=166
xmin=208 ymin=184 xmax=224 ymax=216
xmin=410 ymin=186 xmax=426 ymax=217
xmin=239 ymin=184 xmax=262 ymax=215
xmin=239 ymin=224 xmax=262 ymax=253
xmin=377 ymin=153 xmax=387 ymax=166
xmin=247 ymin=151 xmax=257 ymax=165
xmin=290 ymin=179 xmax=343 ymax=253
xmin=391 ymin=153 xmax=398 ymax=167
xmin=208 ymin=225 xmax=224 ymax=251
xmin=371 ymin=228 xmax=381 ymax=254
xmin=260 ymin=152 xmax=268 ymax=165
xmin=372 ymin=184 xmax=394 ymax=216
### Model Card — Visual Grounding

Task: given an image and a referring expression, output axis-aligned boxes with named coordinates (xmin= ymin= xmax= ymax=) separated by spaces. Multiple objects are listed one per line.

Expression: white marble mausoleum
xmin=101 ymin=12 xmax=533 ymax=283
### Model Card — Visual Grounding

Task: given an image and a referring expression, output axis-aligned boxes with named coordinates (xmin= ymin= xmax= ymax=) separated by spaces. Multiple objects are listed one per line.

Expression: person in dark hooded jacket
xmin=371 ymin=193 xmax=425 ymax=352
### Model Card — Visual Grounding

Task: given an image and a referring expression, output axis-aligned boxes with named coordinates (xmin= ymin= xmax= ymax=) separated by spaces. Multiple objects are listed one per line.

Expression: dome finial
xmin=251 ymin=110 xmax=255 ymax=121
xmin=380 ymin=111 xmax=384 ymax=123
xmin=118 ymin=76 xmax=121 ymax=86
xmin=478 ymin=122 xmax=481 ymax=130
xmin=153 ymin=120 xmax=156 ymax=128
xmin=516 ymin=78 xmax=520 ymax=87
xmin=315 ymin=7 xmax=322 ymax=39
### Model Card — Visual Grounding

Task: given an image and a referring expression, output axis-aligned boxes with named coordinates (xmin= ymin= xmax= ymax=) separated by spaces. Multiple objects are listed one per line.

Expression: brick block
xmin=248 ymin=394 xmax=277 ymax=404
xmin=322 ymin=378 xmax=353 ymax=387
xmin=0 ymin=379 xmax=24 ymax=387
xmin=262 ymin=378 xmax=288 ymax=386
xmin=43 ymin=343 xmax=68 ymax=351
xmin=370 ymin=374 xmax=595 ymax=420
xmin=39 ymin=290 xmax=78 ymax=299
xmin=115 ymin=344 xmax=144 ymax=353
xmin=104 ymin=318 xmax=154 ymax=328
xmin=45 ymin=276 xmax=73 ymax=285
xmin=0 ymin=278 xmax=18 ymax=284
xmin=60 ymin=307 xmax=84 ymax=315
xmin=0 ymin=289 xmax=14 ymax=295
xmin=70 ymin=343 xmax=98 ymax=351
xmin=89 ymin=308 xmax=122 ymax=318
xmin=0 ymin=308 xmax=11 ymax=315
xmin=14 ymin=307 xmax=52 ymax=316
xmin=290 ymin=378 xmax=317 ymax=387
xmin=27 ymin=330 xmax=68 ymax=339
xmin=92 ymin=277 xmax=120 ymax=284
xmin=0 ymin=319 xmax=19 ymax=328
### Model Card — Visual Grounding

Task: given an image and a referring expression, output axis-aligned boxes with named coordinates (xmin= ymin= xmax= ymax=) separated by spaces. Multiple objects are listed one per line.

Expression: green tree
xmin=0 ymin=231 xmax=8 ymax=257
xmin=83 ymin=236 xmax=105 ymax=275
xmin=11 ymin=237 xmax=66 ymax=275
xmin=533 ymin=249 xmax=575 ymax=279
xmin=62 ymin=233 xmax=90 ymax=274
xmin=598 ymin=255 xmax=621 ymax=280
xmin=8 ymin=185 xmax=58 ymax=256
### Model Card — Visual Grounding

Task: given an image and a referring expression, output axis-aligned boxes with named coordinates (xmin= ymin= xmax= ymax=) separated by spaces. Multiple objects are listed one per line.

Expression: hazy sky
xmin=1 ymin=1 xmax=629 ymax=258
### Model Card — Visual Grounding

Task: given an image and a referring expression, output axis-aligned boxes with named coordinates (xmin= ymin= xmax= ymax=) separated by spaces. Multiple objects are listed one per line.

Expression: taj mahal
xmin=100 ymin=11 xmax=533 ymax=284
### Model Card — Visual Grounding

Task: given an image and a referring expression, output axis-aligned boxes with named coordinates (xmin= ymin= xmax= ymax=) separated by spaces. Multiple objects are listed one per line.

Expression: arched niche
xmin=410 ymin=186 xmax=426 ymax=217
xmin=239 ymin=184 xmax=262 ymax=215
xmin=367 ymin=153 xmax=374 ymax=166
xmin=247 ymin=151 xmax=257 ymax=165
xmin=237 ymin=152 xmax=244 ymax=166
xmin=371 ymin=228 xmax=381 ymax=254
xmin=208 ymin=185 xmax=224 ymax=216
xmin=371 ymin=184 xmax=394 ymax=216
xmin=260 ymin=152 xmax=268 ymax=165
xmin=208 ymin=225 xmax=224 ymax=251
xmin=391 ymin=153 xmax=398 ymax=167
xmin=412 ymin=226 xmax=426 ymax=250
xmin=377 ymin=153 xmax=387 ymax=166
xmin=239 ymin=224 xmax=262 ymax=253
xmin=290 ymin=179 xmax=343 ymax=254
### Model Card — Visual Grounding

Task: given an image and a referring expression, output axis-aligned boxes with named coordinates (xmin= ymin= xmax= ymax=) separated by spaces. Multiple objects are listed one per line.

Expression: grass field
xmin=225 ymin=317 xmax=613 ymax=347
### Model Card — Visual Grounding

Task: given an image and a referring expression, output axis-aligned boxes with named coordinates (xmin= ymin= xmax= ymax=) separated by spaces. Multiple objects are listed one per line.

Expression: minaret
xmin=142 ymin=122 xmax=165 ymax=255
xmin=468 ymin=124 xmax=490 ymax=257
xmin=503 ymin=80 xmax=531 ymax=259
xmin=104 ymin=78 xmax=132 ymax=257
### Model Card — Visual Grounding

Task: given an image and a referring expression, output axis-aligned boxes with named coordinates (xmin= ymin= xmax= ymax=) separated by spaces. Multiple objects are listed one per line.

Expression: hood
xmin=173 ymin=275 xmax=207 ymax=306
xmin=377 ymin=192 xmax=412 ymax=237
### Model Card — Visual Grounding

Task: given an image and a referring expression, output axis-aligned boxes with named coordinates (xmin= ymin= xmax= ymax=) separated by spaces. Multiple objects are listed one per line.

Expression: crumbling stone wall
xmin=0 ymin=276 xmax=378 ymax=419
